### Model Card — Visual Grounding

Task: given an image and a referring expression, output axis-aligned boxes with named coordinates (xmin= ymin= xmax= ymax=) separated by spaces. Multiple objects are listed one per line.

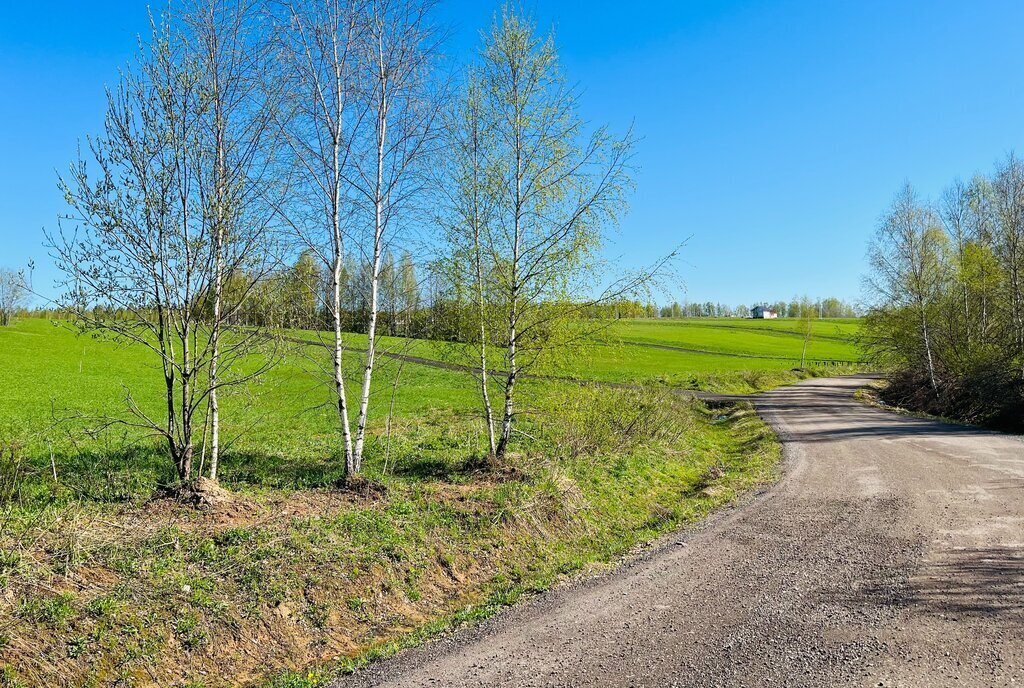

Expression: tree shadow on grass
xmin=46 ymin=445 xmax=175 ymax=503
xmin=219 ymin=446 xmax=488 ymax=490
xmin=24 ymin=445 xmax=349 ymax=503
xmin=22 ymin=436 xmax=495 ymax=507
xmin=218 ymin=451 xmax=348 ymax=489
xmin=386 ymin=450 xmax=525 ymax=485
xmin=387 ymin=454 xmax=461 ymax=481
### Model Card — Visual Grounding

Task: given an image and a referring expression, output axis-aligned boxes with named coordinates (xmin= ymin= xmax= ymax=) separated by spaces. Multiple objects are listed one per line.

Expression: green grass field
xmin=1 ymin=319 xmax=480 ymax=453
xmin=0 ymin=315 xmax=864 ymax=488
xmin=599 ymin=318 xmax=861 ymax=360
xmin=0 ymin=315 xmax=861 ymax=688
xmin=284 ymin=316 xmax=864 ymax=392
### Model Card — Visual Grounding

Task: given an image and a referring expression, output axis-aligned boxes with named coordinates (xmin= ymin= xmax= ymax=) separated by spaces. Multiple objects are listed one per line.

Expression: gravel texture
xmin=336 ymin=375 xmax=1024 ymax=687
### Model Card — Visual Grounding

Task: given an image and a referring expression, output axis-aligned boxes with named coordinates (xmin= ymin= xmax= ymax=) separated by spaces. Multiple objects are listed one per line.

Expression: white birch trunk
xmin=496 ymin=133 xmax=522 ymax=457
xmin=209 ymin=97 xmax=226 ymax=482
xmin=333 ymin=251 xmax=356 ymax=474
xmin=353 ymin=48 xmax=389 ymax=471
xmin=332 ymin=131 xmax=356 ymax=474
xmin=475 ymin=225 xmax=496 ymax=455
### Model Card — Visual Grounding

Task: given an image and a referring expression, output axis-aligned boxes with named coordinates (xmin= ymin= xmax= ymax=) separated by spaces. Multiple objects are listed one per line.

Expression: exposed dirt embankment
xmin=0 ymin=390 xmax=779 ymax=688
xmin=871 ymin=369 xmax=1024 ymax=433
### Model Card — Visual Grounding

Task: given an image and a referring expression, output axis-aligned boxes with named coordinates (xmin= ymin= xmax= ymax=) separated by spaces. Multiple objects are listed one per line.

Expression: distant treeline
xmin=864 ymin=154 xmax=1024 ymax=431
xmin=575 ymin=297 xmax=858 ymax=320
xmin=25 ymin=287 xmax=860 ymax=330
xmin=31 ymin=248 xmax=475 ymax=342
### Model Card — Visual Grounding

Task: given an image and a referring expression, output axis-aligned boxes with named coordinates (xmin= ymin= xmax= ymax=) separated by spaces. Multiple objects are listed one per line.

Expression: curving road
xmin=338 ymin=375 xmax=1024 ymax=687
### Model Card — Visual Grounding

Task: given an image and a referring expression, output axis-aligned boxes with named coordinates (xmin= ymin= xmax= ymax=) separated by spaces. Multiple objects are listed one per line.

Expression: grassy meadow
xmin=599 ymin=318 xmax=861 ymax=359
xmin=0 ymin=315 xmax=861 ymax=687
xmin=285 ymin=316 xmax=864 ymax=394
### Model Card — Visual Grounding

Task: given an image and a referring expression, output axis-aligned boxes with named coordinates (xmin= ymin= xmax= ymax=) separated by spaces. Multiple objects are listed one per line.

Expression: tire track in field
xmin=666 ymin=321 xmax=856 ymax=343
xmin=276 ymin=334 xmax=750 ymax=403
xmin=604 ymin=339 xmax=862 ymax=366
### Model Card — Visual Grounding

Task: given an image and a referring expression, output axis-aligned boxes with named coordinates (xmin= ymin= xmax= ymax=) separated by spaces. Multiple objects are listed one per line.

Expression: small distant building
xmin=751 ymin=305 xmax=778 ymax=319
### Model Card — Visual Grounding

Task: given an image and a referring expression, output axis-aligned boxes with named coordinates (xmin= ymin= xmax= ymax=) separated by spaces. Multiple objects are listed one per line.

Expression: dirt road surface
xmin=338 ymin=375 xmax=1024 ymax=687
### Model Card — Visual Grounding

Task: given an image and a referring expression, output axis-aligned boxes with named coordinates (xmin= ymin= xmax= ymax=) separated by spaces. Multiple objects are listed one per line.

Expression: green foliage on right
xmin=864 ymin=158 xmax=1024 ymax=430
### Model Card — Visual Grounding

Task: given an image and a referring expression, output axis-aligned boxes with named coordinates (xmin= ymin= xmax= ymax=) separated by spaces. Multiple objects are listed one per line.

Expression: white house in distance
xmin=751 ymin=305 xmax=779 ymax=319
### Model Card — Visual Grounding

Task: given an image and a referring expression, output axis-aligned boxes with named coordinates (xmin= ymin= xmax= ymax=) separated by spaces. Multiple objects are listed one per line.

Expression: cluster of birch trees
xmin=864 ymin=154 xmax=1024 ymax=427
xmin=0 ymin=268 xmax=29 ymax=327
xmin=49 ymin=0 xmax=647 ymax=487
xmin=436 ymin=10 xmax=639 ymax=456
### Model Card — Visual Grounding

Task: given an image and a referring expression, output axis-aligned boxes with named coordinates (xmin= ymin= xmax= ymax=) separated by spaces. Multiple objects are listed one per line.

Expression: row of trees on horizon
xmin=5 ymin=252 xmax=860 ymax=343
xmin=6 ymin=286 xmax=860 ymax=335
xmin=865 ymin=153 xmax=1024 ymax=430
xmin=649 ymin=298 xmax=858 ymax=320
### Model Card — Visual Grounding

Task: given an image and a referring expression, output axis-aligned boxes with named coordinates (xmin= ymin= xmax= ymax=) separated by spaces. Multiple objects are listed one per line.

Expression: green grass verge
xmin=0 ymin=318 xmax=783 ymax=688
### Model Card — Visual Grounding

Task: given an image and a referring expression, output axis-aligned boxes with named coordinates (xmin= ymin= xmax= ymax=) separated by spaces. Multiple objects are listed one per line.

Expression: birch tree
xmin=936 ymin=177 xmax=1004 ymax=372
xmin=991 ymin=154 xmax=1024 ymax=375
xmin=0 ymin=268 xmax=28 ymax=326
xmin=51 ymin=15 xmax=216 ymax=485
xmin=186 ymin=0 xmax=281 ymax=481
xmin=940 ymin=179 xmax=972 ymax=352
xmin=273 ymin=0 xmax=366 ymax=476
xmin=348 ymin=0 xmax=444 ymax=472
xmin=475 ymin=9 xmax=637 ymax=457
xmin=964 ymin=175 xmax=999 ymax=339
xmin=48 ymin=3 xmax=278 ymax=490
xmin=437 ymin=69 xmax=499 ymax=453
xmin=866 ymin=184 xmax=948 ymax=392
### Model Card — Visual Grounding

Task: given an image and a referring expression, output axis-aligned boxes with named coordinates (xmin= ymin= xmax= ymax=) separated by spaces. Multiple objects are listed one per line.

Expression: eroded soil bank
xmin=0 ymin=390 xmax=779 ymax=688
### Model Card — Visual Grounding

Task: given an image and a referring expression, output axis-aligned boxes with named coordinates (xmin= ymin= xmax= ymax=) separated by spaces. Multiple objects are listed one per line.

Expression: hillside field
xmin=292 ymin=316 xmax=863 ymax=392
xmin=0 ymin=316 xmax=861 ymax=688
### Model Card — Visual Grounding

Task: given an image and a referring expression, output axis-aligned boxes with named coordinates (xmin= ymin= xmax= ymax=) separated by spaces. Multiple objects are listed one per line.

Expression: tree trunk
xmin=497 ymin=200 xmax=521 ymax=455
xmin=354 ymin=227 xmax=382 ymax=472
xmin=209 ymin=215 xmax=225 ymax=482
xmin=209 ymin=373 xmax=220 ymax=479
xmin=496 ymin=331 xmax=516 ymax=456
xmin=920 ymin=302 xmax=938 ymax=393
xmin=470 ymin=114 xmax=496 ymax=455
xmin=475 ymin=232 xmax=496 ymax=455
xmin=332 ymin=225 xmax=355 ymax=476
xmin=175 ymin=442 xmax=194 ymax=484
xmin=353 ymin=70 xmax=389 ymax=472
xmin=179 ymin=369 xmax=194 ymax=483
xmin=180 ymin=316 xmax=194 ymax=483
xmin=496 ymin=117 xmax=523 ymax=458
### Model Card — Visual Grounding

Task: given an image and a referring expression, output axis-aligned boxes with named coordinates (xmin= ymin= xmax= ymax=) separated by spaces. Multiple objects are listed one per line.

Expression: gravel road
xmin=338 ymin=375 xmax=1024 ymax=687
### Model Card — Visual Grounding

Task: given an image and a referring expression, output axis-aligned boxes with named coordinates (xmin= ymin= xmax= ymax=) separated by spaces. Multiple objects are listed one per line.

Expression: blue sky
xmin=3 ymin=1 xmax=1024 ymax=306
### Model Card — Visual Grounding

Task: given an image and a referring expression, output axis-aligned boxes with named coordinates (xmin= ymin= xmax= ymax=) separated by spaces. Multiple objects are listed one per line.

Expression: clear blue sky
xmin=3 ymin=1 xmax=1024 ymax=307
